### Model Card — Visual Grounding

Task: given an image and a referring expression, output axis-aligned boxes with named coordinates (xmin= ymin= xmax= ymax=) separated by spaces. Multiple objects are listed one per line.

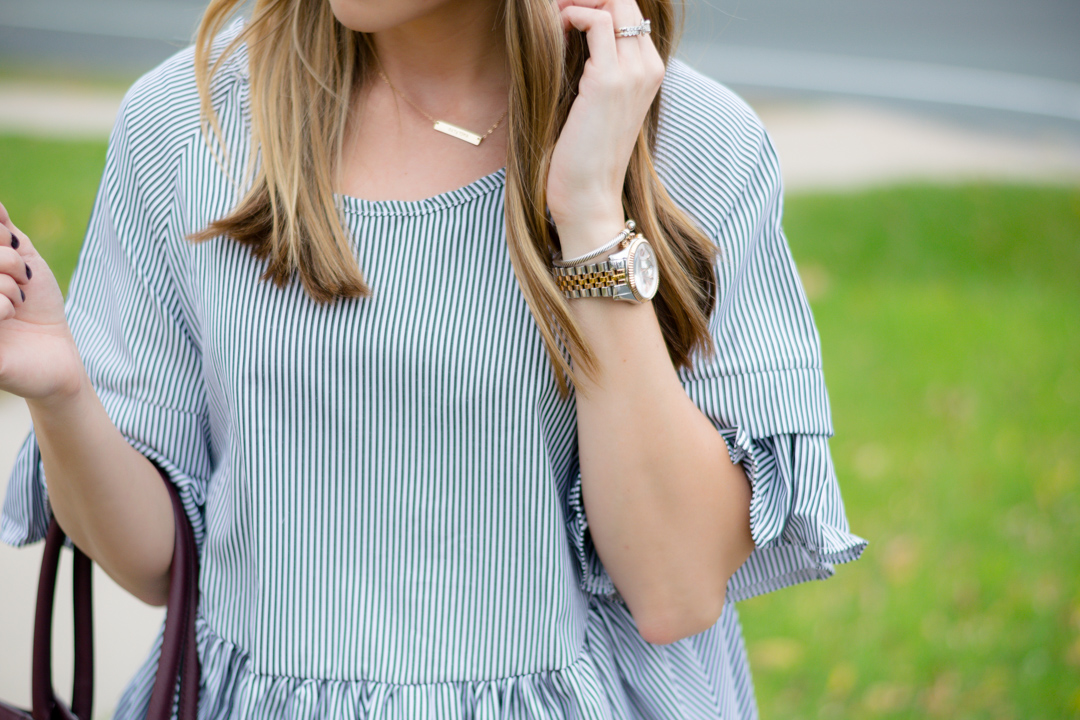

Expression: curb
xmin=0 ymin=82 xmax=1078 ymax=190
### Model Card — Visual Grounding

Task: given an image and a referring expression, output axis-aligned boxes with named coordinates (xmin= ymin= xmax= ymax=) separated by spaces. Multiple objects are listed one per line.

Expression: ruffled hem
xmin=0 ymin=430 xmax=50 ymax=547
xmin=198 ymin=622 xmax=618 ymax=719
xmin=722 ymin=431 xmax=868 ymax=603
xmin=564 ymin=426 xmax=868 ymax=607
xmin=717 ymin=425 xmax=773 ymax=550
xmin=566 ymin=473 xmax=622 ymax=601
xmin=1 ymin=422 xmax=208 ymax=554
xmin=114 ymin=617 xmax=617 ymax=719
xmin=111 ymin=595 xmax=754 ymax=720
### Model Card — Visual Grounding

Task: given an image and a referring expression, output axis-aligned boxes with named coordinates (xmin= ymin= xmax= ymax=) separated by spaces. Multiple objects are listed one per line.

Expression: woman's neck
xmin=367 ymin=0 xmax=510 ymax=113
xmin=337 ymin=0 xmax=511 ymax=202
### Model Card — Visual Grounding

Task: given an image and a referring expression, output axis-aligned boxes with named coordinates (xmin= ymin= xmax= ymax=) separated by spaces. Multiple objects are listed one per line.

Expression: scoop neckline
xmin=336 ymin=166 xmax=507 ymax=218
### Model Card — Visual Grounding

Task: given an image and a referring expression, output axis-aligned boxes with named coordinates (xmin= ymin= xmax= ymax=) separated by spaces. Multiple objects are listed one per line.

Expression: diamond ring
xmin=615 ymin=19 xmax=651 ymax=38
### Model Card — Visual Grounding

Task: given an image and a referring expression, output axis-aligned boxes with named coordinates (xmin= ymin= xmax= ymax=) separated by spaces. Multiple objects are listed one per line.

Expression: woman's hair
xmin=191 ymin=0 xmax=718 ymax=397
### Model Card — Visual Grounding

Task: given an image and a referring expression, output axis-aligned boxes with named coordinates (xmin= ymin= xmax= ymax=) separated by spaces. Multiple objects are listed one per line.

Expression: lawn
xmin=0 ymin=135 xmax=109 ymax=291
xmin=745 ymin=185 xmax=1080 ymax=719
xmin=1 ymin=134 xmax=1078 ymax=719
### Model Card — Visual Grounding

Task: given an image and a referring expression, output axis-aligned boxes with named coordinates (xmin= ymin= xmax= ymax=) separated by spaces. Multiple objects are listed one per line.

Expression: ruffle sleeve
xmin=564 ymin=122 xmax=867 ymax=605
xmin=1 ymin=70 xmax=212 ymax=551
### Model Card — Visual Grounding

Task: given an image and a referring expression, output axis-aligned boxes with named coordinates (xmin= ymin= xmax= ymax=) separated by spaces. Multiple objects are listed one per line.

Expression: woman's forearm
xmin=569 ymin=291 xmax=755 ymax=646
xmin=543 ymin=0 xmax=753 ymax=643
xmin=26 ymin=370 xmax=175 ymax=606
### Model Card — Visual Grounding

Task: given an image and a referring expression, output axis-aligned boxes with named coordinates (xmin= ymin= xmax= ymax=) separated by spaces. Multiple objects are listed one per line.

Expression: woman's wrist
xmin=550 ymin=200 xmax=625 ymax=261
xmin=25 ymin=364 xmax=92 ymax=417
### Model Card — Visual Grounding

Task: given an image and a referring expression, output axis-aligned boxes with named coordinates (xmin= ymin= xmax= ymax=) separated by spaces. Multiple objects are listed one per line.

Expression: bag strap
xmin=25 ymin=463 xmax=200 ymax=720
xmin=177 ymin=488 xmax=200 ymax=720
xmin=29 ymin=519 xmax=92 ymax=720
xmin=146 ymin=467 xmax=201 ymax=720
xmin=70 ymin=547 xmax=93 ymax=720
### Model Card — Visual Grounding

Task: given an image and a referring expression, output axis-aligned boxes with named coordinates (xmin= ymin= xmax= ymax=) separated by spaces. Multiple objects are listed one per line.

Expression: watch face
xmin=630 ymin=239 xmax=659 ymax=300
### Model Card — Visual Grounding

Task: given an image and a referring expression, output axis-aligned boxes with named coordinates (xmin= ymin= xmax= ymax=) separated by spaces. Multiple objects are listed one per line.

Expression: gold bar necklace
xmin=376 ymin=66 xmax=508 ymax=147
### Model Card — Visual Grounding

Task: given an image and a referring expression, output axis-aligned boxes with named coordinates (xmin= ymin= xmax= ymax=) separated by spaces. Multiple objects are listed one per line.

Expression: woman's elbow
xmin=633 ymin=587 xmax=728 ymax=646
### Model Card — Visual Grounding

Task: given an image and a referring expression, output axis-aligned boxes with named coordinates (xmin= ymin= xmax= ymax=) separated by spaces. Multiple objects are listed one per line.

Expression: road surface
xmin=1 ymin=0 xmax=1078 ymax=130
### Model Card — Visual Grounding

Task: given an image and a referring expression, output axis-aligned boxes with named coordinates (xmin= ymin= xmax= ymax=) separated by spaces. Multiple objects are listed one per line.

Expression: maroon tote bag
xmin=0 ymin=466 xmax=200 ymax=720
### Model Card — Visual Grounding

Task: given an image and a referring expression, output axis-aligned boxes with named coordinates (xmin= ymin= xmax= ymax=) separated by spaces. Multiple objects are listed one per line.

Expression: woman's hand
xmin=0 ymin=200 xmax=85 ymax=403
xmin=547 ymin=0 xmax=665 ymax=256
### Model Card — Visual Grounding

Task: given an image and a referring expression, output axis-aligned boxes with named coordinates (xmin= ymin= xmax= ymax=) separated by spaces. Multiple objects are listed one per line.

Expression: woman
xmin=0 ymin=0 xmax=867 ymax=717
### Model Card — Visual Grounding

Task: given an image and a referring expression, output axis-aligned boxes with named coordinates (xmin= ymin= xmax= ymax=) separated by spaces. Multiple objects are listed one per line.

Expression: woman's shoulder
xmin=656 ymin=58 xmax=778 ymax=230
xmin=112 ymin=18 xmax=249 ymax=169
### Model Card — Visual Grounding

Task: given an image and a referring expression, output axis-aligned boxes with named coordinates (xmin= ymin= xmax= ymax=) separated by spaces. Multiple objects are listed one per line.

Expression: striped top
xmin=2 ymin=20 xmax=867 ymax=720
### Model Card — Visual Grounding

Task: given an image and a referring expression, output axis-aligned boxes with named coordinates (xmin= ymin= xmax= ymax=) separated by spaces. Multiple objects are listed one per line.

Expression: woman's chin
xmin=327 ymin=0 xmax=447 ymax=34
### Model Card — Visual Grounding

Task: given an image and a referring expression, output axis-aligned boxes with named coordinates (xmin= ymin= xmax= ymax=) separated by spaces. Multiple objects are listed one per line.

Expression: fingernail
xmin=10 ymin=237 xmax=18 ymax=249
xmin=25 ymin=264 xmax=31 ymax=280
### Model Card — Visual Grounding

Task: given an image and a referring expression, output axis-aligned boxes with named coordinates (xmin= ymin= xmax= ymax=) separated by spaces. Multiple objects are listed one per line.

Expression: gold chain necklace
xmin=374 ymin=63 xmax=508 ymax=147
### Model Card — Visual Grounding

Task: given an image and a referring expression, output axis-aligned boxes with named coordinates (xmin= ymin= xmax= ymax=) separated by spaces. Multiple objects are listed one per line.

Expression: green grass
xmin=742 ymin=185 xmax=1080 ymax=720
xmin=0 ymin=63 xmax=139 ymax=93
xmin=0 ymin=135 xmax=107 ymax=290
xmin=2 ymin=134 xmax=1078 ymax=718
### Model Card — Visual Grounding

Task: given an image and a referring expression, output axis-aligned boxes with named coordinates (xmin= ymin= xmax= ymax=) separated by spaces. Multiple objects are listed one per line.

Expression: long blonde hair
xmin=191 ymin=0 xmax=718 ymax=397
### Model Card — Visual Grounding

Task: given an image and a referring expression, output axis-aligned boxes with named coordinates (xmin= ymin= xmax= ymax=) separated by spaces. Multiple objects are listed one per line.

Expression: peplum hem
xmin=114 ymin=616 xmax=618 ymax=719
xmin=111 ymin=596 xmax=753 ymax=719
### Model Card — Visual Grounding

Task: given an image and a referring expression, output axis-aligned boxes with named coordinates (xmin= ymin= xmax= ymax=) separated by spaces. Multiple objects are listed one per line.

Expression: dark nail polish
xmin=20 ymin=288 xmax=25 ymax=302
xmin=25 ymin=264 xmax=31 ymax=280
xmin=10 ymin=237 xmax=18 ymax=249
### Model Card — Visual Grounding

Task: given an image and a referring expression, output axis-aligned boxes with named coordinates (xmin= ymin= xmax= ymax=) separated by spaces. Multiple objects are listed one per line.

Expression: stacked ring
xmin=615 ymin=19 xmax=651 ymax=38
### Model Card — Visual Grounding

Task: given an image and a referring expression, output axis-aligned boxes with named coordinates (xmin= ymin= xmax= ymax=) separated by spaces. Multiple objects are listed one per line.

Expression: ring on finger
xmin=614 ymin=19 xmax=650 ymax=38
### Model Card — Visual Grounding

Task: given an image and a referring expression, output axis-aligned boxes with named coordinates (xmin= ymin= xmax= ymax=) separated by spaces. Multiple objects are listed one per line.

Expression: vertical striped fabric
xmin=2 ymin=19 xmax=867 ymax=720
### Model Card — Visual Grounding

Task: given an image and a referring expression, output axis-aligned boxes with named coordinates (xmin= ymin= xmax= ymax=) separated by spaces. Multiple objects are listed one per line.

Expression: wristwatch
xmin=553 ymin=233 xmax=660 ymax=303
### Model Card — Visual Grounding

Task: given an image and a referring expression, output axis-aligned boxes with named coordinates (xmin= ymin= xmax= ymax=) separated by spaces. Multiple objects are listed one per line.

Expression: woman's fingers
xmin=559 ymin=0 xmax=651 ymax=64
xmin=0 ymin=272 xmax=24 ymax=319
xmin=1 ymin=222 xmax=23 ymax=253
xmin=0 ymin=245 xmax=32 ymax=285
xmin=560 ymin=0 xmax=665 ymax=92
xmin=1 ymin=219 xmax=36 ymax=260
xmin=1 ymin=219 xmax=40 ymax=297
xmin=557 ymin=0 xmax=643 ymax=28
xmin=0 ymin=234 xmax=25 ymax=318
xmin=0 ymin=210 xmax=33 ymax=318
xmin=561 ymin=5 xmax=619 ymax=70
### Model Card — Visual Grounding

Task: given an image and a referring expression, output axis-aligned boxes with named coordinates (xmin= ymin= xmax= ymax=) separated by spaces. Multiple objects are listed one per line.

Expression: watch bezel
xmin=625 ymin=235 xmax=659 ymax=302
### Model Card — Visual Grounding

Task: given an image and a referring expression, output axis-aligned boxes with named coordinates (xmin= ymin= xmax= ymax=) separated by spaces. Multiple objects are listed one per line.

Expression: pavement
xmin=3 ymin=79 xmax=1079 ymax=188
xmin=0 ymin=81 xmax=1078 ymax=716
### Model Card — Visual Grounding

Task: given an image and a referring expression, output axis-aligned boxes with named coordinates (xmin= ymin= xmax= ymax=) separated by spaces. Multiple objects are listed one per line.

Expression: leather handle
xmin=176 ymin=492 xmax=200 ymax=719
xmin=70 ymin=549 xmax=93 ymax=720
xmin=146 ymin=467 xmax=201 ymax=720
xmin=30 ymin=519 xmax=89 ymax=720
xmin=25 ymin=463 xmax=200 ymax=720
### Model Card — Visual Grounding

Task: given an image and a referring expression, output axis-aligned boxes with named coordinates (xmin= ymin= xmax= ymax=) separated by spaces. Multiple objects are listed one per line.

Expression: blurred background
xmin=0 ymin=1 xmax=1078 ymax=718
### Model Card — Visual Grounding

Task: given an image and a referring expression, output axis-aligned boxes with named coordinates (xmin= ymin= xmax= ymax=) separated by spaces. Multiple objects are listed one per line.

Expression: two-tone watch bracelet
xmin=550 ymin=219 xmax=661 ymax=303
xmin=553 ymin=255 xmax=632 ymax=299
